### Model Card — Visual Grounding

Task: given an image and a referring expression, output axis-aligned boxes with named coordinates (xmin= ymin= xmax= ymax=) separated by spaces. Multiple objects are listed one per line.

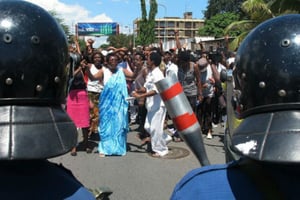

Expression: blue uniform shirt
xmin=0 ymin=160 xmax=95 ymax=199
xmin=171 ymin=159 xmax=300 ymax=200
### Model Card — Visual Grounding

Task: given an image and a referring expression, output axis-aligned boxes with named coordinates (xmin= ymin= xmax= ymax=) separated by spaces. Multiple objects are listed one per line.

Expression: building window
xmin=159 ymin=21 xmax=165 ymax=28
xmin=185 ymin=22 xmax=192 ymax=29
xmin=185 ymin=30 xmax=192 ymax=37
xmin=168 ymin=30 xmax=175 ymax=36
xmin=167 ymin=21 xmax=175 ymax=28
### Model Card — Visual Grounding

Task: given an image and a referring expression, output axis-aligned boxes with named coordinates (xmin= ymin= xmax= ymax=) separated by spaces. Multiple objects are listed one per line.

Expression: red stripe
xmin=173 ymin=112 xmax=198 ymax=131
xmin=160 ymin=82 xmax=183 ymax=101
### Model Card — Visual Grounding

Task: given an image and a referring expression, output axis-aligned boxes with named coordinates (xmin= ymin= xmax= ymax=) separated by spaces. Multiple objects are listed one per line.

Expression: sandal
xmin=86 ymin=148 xmax=92 ymax=154
xmin=70 ymin=147 xmax=77 ymax=156
xmin=99 ymin=153 xmax=106 ymax=157
xmin=140 ymin=137 xmax=151 ymax=145
xmin=151 ymin=153 xmax=161 ymax=158
xmin=173 ymin=137 xmax=183 ymax=142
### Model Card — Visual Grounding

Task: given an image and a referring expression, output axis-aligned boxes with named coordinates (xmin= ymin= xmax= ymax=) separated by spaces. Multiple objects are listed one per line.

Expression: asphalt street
xmin=50 ymin=122 xmax=226 ymax=200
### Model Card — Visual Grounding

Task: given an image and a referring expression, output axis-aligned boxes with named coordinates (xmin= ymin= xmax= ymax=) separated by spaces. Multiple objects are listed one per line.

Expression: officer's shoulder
xmin=171 ymin=161 xmax=242 ymax=200
xmin=173 ymin=160 xmax=246 ymax=193
xmin=177 ymin=162 xmax=235 ymax=185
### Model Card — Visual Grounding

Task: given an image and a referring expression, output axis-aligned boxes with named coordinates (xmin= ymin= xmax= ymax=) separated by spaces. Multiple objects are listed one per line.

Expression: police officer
xmin=0 ymin=1 xmax=95 ymax=199
xmin=170 ymin=14 xmax=300 ymax=199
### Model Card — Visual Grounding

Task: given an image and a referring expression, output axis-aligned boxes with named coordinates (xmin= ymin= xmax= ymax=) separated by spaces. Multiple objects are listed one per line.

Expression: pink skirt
xmin=66 ymin=89 xmax=90 ymax=128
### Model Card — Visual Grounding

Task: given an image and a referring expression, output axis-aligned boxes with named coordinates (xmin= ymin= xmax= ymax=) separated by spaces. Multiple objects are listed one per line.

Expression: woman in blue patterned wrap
xmin=84 ymin=52 xmax=137 ymax=157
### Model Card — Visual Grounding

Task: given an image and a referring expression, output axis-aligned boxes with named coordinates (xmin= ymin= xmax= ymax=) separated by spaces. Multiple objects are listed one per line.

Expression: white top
xmin=217 ymin=63 xmax=226 ymax=73
xmin=226 ymin=57 xmax=235 ymax=66
xmin=201 ymin=64 xmax=215 ymax=98
xmin=103 ymin=66 xmax=113 ymax=85
xmin=87 ymin=64 xmax=103 ymax=93
xmin=165 ymin=61 xmax=178 ymax=78
xmin=144 ymin=67 xmax=165 ymax=110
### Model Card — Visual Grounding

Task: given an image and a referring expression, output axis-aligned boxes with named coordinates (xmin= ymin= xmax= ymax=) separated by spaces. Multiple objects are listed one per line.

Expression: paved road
xmin=50 ymin=123 xmax=226 ymax=200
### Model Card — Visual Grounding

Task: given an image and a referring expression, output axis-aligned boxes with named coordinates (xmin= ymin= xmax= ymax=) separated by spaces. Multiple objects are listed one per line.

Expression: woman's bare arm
xmin=82 ymin=61 xmax=104 ymax=81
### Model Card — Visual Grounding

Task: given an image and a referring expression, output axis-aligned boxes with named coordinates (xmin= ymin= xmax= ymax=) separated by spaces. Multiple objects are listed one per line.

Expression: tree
xmin=268 ymin=0 xmax=300 ymax=14
xmin=204 ymin=0 xmax=244 ymax=19
xmin=225 ymin=0 xmax=300 ymax=50
xmin=198 ymin=12 xmax=241 ymax=38
xmin=135 ymin=0 xmax=157 ymax=46
xmin=48 ymin=11 xmax=87 ymax=51
xmin=68 ymin=35 xmax=86 ymax=51
xmin=48 ymin=10 xmax=70 ymax=38
xmin=107 ymin=34 xmax=134 ymax=48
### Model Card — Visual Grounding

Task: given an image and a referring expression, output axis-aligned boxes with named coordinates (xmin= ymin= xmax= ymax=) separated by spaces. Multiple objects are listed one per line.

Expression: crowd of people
xmin=66 ymin=31 xmax=234 ymax=158
xmin=2 ymin=1 xmax=299 ymax=198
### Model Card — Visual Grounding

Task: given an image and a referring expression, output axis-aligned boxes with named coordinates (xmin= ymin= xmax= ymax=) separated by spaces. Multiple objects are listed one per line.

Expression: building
xmin=133 ymin=12 xmax=204 ymax=47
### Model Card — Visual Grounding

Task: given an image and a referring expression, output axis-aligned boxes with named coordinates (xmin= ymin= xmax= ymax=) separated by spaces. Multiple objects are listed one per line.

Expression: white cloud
xmin=25 ymin=0 xmax=112 ymax=46
xmin=96 ymin=1 xmax=103 ymax=5
xmin=25 ymin=0 xmax=113 ymax=32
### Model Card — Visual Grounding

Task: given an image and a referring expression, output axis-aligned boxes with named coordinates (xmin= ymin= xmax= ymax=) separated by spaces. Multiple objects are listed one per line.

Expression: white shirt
xmin=226 ymin=57 xmax=235 ymax=67
xmin=144 ymin=67 xmax=165 ymax=111
xmin=201 ymin=64 xmax=215 ymax=98
xmin=165 ymin=61 xmax=178 ymax=78
xmin=87 ymin=64 xmax=103 ymax=93
xmin=103 ymin=66 xmax=113 ymax=85
xmin=217 ymin=63 xmax=226 ymax=73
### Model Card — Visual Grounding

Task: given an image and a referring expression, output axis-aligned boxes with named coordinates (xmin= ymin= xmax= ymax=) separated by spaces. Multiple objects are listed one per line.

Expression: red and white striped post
xmin=156 ymin=75 xmax=210 ymax=166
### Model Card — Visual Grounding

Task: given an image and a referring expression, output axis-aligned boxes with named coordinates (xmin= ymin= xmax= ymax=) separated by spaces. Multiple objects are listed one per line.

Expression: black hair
xmin=178 ymin=50 xmax=190 ymax=62
xmin=149 ymin=51 xmax=162 ymax=66
xmin=164 ymin=51 xmax=172 ymax=56
xmin=91 ymin=51 xmax=103 ymax=61
xmin=135 ymin=52 xmax=146 ymax=61
xmin=106 ymin=52 xmax=117 ymax=61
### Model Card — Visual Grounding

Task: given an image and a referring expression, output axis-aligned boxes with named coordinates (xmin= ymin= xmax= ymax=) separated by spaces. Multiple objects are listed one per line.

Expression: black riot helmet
xmin=226 ymin=14 xmax=300 ymax=163
xmin=0 ymin=1 xmax=77 ymax=159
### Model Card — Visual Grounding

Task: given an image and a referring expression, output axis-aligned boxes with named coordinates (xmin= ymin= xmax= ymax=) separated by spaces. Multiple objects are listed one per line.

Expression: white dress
xmin=144 ymin=67 xmax=168 ymax=156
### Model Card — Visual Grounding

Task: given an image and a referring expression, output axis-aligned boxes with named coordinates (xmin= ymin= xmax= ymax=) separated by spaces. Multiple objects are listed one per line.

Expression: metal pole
xmin=155 ymin=75 xmax=210 ymax=166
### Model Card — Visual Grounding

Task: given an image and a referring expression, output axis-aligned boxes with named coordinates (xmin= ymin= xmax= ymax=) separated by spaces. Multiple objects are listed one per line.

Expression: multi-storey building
xmin=133 ymin=12 xmax=234 ymax=52
xmin=133 ymin=12 xmax=204 ymax=44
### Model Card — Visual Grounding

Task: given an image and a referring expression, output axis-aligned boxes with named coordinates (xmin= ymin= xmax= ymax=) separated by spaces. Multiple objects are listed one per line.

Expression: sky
xmin=25 ymin=0 xmax=208 ymax=46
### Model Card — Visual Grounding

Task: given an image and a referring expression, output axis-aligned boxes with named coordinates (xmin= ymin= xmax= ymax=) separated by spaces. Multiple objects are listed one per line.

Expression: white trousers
xmin=144 ymin=106 xmax=168 ymax=156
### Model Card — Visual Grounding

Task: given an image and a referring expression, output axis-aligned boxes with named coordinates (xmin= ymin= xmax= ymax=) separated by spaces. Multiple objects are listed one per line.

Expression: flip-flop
xmin=151 ymin=153 xmax=161 ymax=158
xmin=99 ymin=153 xmax=106 ymax=157
xmin=173 ymin=137 xmax=183 ymax=142
xmin=70 ymin=152 xmax=77 ymax=156
xmin=140 ymin=137 xmax=151 ymax=145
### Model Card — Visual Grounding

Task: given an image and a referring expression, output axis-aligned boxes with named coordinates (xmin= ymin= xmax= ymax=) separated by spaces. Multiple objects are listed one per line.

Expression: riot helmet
xmin=226 ymin=14 xmax=300 ymax=163
xmin=0 ymin=1 xmax=77 ymax=159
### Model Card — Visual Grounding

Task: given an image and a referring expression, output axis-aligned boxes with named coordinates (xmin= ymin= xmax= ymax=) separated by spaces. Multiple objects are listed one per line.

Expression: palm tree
xmin=269 ymin=0 xmax=300 ymax=13
xmin=136 ymin=0 xmax=157 ymax=46
xmin=225 ymin=0 xmax=300 ymax=50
